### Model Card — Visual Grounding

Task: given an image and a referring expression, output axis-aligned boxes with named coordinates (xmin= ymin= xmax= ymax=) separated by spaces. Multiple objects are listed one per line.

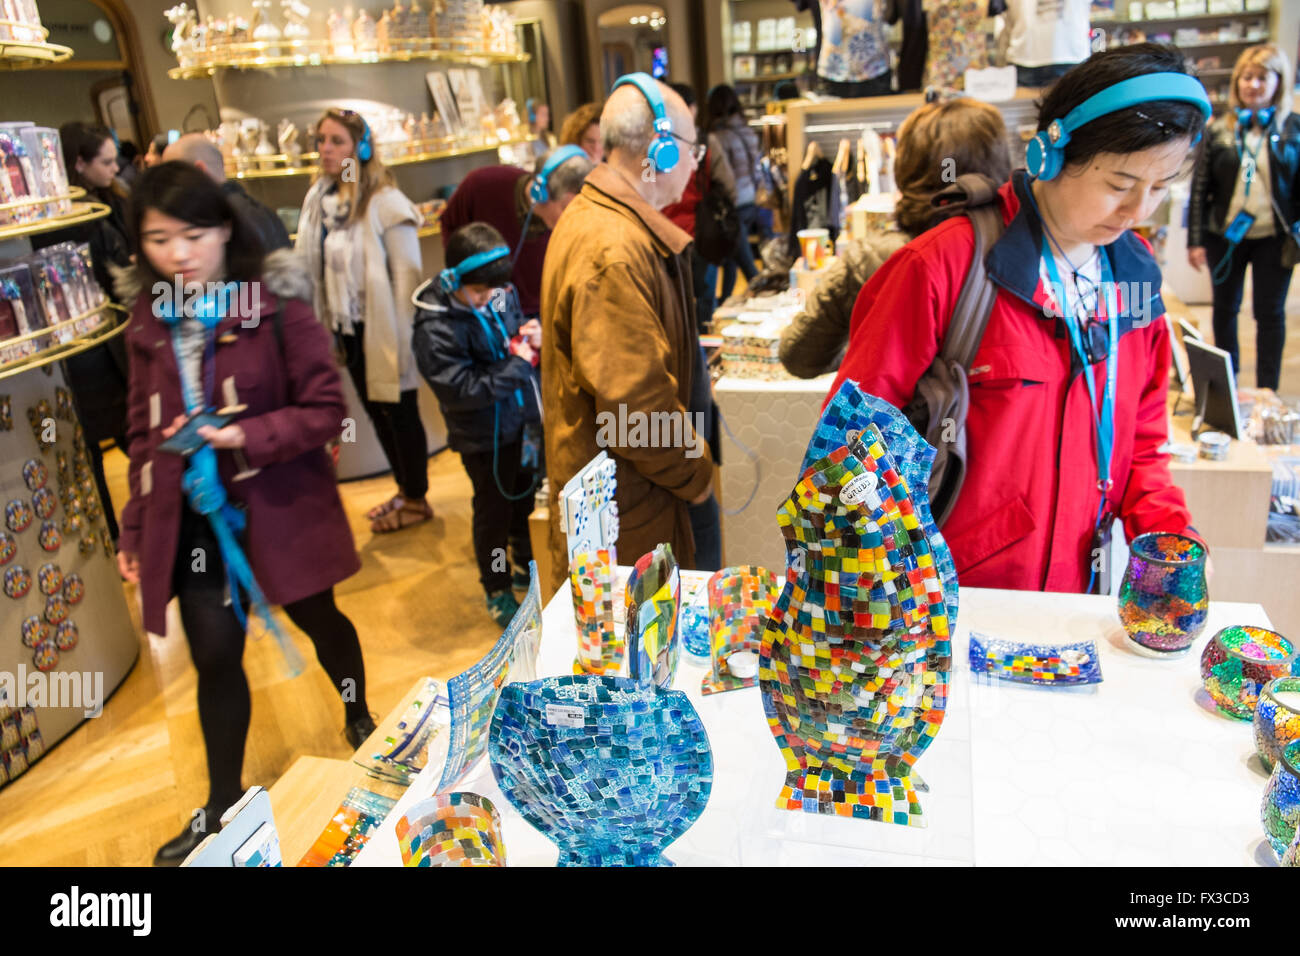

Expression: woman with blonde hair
xmin=559 ymin=101 xmax=603 ymax=163
xmin=297 ymin=108 xmax=433 ymax=532
xmin=780 ymin=96 xmax=1012 ymax=377
xmin=1188 ymin=43 xmax=1299 ymax=391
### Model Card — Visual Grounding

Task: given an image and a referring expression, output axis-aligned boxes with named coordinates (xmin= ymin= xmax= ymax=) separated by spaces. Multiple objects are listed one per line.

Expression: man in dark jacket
xmin=412 ymin=222 xmax=542 ymax=626
xmin=164 ymin=134 xmax=292 ymax=252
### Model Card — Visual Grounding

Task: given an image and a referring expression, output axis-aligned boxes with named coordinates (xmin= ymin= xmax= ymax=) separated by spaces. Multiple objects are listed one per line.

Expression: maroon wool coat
xmin=117 ymin=256 xmax=360 ymax=635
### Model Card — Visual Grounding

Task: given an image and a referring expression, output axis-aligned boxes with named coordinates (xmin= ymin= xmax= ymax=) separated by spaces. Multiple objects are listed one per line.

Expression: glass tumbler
xmin=1117 ymin=532 xmax=1208 ymax=656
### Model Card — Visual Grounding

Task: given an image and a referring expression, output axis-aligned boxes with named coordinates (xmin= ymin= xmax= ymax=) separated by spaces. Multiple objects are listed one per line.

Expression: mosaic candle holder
xmin=625 ymin=543 xmax=680 ymax=690
xmin=569 ymin=549 xmax=622 ymax=675
xmin=680 ymin=599 xmax=710 ymax=661
xmin=1200 ymin=626 xmax=1297 ymax=720
xmin=395 ymin=793 xmax=506 ymax=867
xmin=1117 ymin=532 xmax=1208 ymax=656
xmin=761 ymin=416 xmax=951 ymax=828
xmin=702 ymin=565 xmax=779 ymax=695
xmin=1261 ymin=739 xmax=1300 ymax=862
xmin=489 ymin=674 xmax=713 ymax=866
xmin=1253 ymin=677 xmax=1300 ymax=772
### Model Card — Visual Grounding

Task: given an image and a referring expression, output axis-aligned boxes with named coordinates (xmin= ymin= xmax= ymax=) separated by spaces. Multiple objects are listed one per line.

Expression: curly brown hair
xmin=893 ymin=98 xmax=1012 ymax=237
xmin=559 ymin=101 xmax=602 ymax=149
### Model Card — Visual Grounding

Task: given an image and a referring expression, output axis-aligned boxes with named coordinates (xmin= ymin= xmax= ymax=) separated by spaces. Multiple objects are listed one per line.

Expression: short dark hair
xmin=129 ymin=161 xmax=266 ymax=286
xmin=706 ymin=84 xmax=743 ymax=128
xmin=668 ymin=82 xmax=696 ymax=109
xmin=1037 ymin=43 xmax=1208 ymax=173
xmin=446 ymin=222 xmax=512 ymax=288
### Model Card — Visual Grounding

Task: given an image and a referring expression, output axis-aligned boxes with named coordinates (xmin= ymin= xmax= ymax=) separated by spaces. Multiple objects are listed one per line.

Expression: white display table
xmin=355 ymin=574 xmax=1279 ymax=867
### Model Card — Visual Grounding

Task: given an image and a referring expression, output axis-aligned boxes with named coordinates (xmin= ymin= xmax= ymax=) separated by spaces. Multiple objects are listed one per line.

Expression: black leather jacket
xmin=1188 ymin=112 xmax=1300 ymax=247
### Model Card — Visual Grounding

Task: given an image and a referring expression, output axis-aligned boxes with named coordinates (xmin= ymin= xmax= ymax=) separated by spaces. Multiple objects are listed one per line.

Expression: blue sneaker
xmin=486 ymin=590 xmax=520 ymax=627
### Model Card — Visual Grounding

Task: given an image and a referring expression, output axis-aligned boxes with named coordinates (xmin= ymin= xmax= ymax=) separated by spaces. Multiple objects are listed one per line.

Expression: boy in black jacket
xmin=412 ymin=223 xmax=542 ymax=626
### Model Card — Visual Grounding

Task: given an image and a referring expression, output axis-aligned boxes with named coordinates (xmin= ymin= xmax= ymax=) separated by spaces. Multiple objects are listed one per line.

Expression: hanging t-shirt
xmin=817 ymin=0 xmax=890 ymax=83
xmin=1003 ymin=0 xmax=1090 ymax=68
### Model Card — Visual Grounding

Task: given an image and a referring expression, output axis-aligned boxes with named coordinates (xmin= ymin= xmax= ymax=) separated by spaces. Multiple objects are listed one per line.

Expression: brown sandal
xmin=370 ymin=498 xmax=433 ymax=534
xmin=365 ymin=494 xmax=406 ymax=521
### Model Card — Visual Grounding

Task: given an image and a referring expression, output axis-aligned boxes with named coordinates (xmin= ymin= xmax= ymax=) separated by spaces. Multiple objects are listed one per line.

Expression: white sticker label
xmin=840 ymin=471 xmax=878 ymax=505
xmin=544 ymin=704 xmax=586 ymax=729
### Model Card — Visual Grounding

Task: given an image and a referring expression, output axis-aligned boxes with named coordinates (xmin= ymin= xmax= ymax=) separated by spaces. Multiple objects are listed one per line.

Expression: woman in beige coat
xmin=297 ymin=107 xmax=432 ymax=533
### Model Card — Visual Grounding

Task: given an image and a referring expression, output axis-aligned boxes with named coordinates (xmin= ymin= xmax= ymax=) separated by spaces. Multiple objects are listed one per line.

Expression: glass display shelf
xmin=228 ymin=135 xmax=534 ymax=180
xmin=0 ymin=303 xmax=127 ymax=382
xmin=168 ymin=39 xmax=529 ymax=79
xmin=0 ymin=21 xmax=72 ymax=69
xmin=0 ymin=198 xmax=110 ymax=243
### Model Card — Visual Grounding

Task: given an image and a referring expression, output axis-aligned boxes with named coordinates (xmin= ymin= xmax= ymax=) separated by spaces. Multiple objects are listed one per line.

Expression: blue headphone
xmin=525 ymin=98 xmax=537 ymax=125
xmin=1235 ymin=106 xmax=1275 ymax=129
xmin=1025 ymin=73 xmax=1213 ymax=181
xmin=356 ymin=118 xmax=373 ymax=163
xmin=439 ymin=245 xmax=510 ymax=294
xmin=612 ymin=72 xmax=678 ymax=173
xmin=529 ymin=144 xmax=587 ymax=204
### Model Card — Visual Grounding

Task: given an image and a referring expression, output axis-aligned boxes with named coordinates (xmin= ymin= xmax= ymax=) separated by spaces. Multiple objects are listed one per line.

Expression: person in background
xmin=817 ymin=0 xmax=892 ymax=98
xmin=32 ymin=123 xmax=130 ymax=546
xmin=143 ymin=132 xmax=169 ymax=168
xmin=707 ymin=83 xmax=766 ymax=303
xmin=165 ymin=133 xmax=292 ymax=253
xmin=780 ymin=97 xmax=1012 ymax=378
xmin=829 ymin=44 xmax=1209 ymax=593
xmin=297 ymin=108 xmax=432 ymax=534
xmin=526 ymin=98 xmax=556 ymax=163
xmin=412 ymin=223 xmax=542 ymax=625
xmin=541 ymin=76 xmax=715 ymax=594
xmin=772 ymin=79 xmax=803 ymax=102
xmin=116 ymin=139 xmax=140 ymax=188
xmin=1002 ymin=0 xmax=1091 ymax=89
xmin=438 ymin=147 xmax=594 ymax=318
xmin=559 ymin=101 xmax=604 ymax=164
xmin=664 ymin=81 xmax=736 ymax=332
xmin=1188 ymin=44 xmax=1299 ymax=393
xmin=116 ymin=161 xmax=374 ymax=864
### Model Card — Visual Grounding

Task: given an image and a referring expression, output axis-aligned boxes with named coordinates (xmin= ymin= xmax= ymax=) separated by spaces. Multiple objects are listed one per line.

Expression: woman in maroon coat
xmin=114 ymin=162 xmax=375 ymax=865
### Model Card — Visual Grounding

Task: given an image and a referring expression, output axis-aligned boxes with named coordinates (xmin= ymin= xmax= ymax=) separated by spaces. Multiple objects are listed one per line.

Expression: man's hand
xmin=1188 ymin=246 xmax=1207 ymax=271
xmin=691 ymin=481 xmax=713 ymax=505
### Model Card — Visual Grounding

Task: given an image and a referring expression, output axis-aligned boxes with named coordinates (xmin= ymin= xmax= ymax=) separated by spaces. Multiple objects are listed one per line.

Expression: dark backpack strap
xmin=933 ymin=173 xmax=1004 ymax=369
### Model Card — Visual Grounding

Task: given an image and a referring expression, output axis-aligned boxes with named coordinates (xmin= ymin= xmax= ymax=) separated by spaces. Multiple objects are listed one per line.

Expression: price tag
xmin=544 ymin=704 xmax=586 ymax=729
xmin=840 ymin=471 xmax=879 ymax=506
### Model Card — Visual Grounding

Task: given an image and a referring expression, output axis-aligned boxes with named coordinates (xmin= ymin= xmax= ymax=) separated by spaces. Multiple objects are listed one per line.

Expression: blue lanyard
xmin=1040 ymin=238 xmax=1119 ymax=496
xmin=473 ymin=304 xmax=524 ymax=408
xmin=1237 ymin=128 xmax=1264 ymax=199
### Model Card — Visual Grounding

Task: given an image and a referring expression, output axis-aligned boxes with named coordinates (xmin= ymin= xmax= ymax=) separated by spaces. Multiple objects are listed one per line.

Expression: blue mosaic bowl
xmin=1262 ymin=738 xmax=1300 ymax=861
xmin=489 ymin=674 xmax=713 ymax=866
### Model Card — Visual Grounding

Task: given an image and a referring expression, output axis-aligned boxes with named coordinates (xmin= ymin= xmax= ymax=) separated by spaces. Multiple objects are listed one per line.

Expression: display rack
xmin=0 ymin=22 xmax=71 ymax=69
xmin=227 ymin=134 xmax=534 ymax=180
xmin=168 ymin=40 xmax=529 ymax=80
xmin=0 ymin=302 xmax=127 ymax=381
xmin=0 ymin=196 xmax=110 ymax=243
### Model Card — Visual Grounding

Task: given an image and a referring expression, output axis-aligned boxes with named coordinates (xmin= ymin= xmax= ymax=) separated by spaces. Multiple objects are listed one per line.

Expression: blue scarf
xmin=163 ymin=290 xmax=304 ymax=678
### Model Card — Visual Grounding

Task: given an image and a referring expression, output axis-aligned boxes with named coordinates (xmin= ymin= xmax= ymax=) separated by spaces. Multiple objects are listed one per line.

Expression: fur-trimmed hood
xmin=110 ymin=247 xmax=314 ymax=308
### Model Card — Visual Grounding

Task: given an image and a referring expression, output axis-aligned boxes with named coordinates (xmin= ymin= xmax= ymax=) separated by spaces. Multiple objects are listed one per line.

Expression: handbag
xmin=694 ymin=155 xmax=741 ymax=266
xmin=900 ymin=173 xmax=1005 ymax=526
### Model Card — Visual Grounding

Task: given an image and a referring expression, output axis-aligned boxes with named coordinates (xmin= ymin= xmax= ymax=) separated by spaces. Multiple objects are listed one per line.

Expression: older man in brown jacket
xmin=540 ymin=78 xmax=715 ymax=595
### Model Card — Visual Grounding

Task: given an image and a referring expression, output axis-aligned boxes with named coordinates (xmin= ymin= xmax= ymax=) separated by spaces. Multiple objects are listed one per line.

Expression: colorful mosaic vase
xmin=761 ymin=417 xmax=952 ymax=827
xmin=1254 ymin=677 xmax=1300 ymax=772
xmin=625 ymin=543 xmax=681 ymax=690
xmin=702 ymin=565 xmax=779 ymax=695
xmin=489 ymin=674 xmax=713 ymax=866
xmin=395 ymin=793 xmax=506 ymax=867
xmin=1262 ymin=739 xmax=1300 ymax=862
xmin=570 ymin=549 xmax=622 ymax=675
xmin=803 ymin=381 xmax=959 ymax=631
xmin=1118 ymin=532 xmax=1209 ymax=656
xmin=1284 ymin=827 xmax=1300 ymax=867
xmin=1200 ymin=626 xmax=1297 ymax=720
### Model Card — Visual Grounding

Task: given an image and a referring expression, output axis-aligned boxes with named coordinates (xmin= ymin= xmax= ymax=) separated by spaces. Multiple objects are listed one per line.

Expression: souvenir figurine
xmin=376 ymin=8 xmax=392 ymax=52
xmin=281 ymin=0 xmax=311 ymax=42
xmin=55 ymin=620 xmax=77 ymax=651
xmin=44 ymin=594 xmax=68 ymax=626
xmin=63 ymin=571 xmax=84 ymax=604
xmin=352 ymin=7 xmax=377 ymax=52
xmin=32 ymin=640 xmax=57 ymax=672
xmin=21 ymin=616 xmax=47 ymax=648
xmin=32 ymin=487 xmax=56 ymax=519
xmin=6 ymin=499 xmax=33 ymax=534
xmin=22 ymin=458 xmax=46 ymax=490
xmin=38 ymin=521 xmax=60 ymax=552
xmin=36 ymin=563 xmax=61 ymax=596
xmin=278 ymin=120 xmax=302 ymax=166
xmin=0 ymin=394 xmax=11 ymax=430
xmin=250 ymin=0 xmax=282 ymax=55
xmin=4 ymin=565 xmax=31 ymax=599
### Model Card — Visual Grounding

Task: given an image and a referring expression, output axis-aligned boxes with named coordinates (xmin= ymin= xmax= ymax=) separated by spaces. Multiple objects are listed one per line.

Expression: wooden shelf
xmin=1092 ymin=10 xmax=1271 ymax=29
xmin=735 ymin=71 xmax=809 ymax=83
xmin=0 ymin=200 xmax=109 ymax=242
xmin=0 ymin=303 xmax=127 ymax=382
xmin=228 ymin=135 xmax=533 ymax=180
xmin=168 ymin=40 xmax=529 ymax=79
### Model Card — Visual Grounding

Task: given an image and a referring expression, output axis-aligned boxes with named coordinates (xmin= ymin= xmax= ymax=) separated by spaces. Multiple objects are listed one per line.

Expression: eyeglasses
xmin=670 ymin=131 xmax=706 ymax=164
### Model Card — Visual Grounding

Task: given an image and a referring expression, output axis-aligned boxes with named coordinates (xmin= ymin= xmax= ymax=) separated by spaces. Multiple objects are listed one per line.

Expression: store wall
xmin=582 ymin=0 xmax=697 ymax=97
xmin=0 ymin=71 xmax=123 ymax=130
xmin=503 ymin=0 xmax=589 ymax=123
xmin=121 ymin=0 xmax=221 ymax=134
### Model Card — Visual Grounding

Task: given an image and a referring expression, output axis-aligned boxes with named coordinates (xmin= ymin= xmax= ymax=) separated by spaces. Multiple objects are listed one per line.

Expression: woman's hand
xmin=117 ymin=550 xmax=140 ymax=583
xmin=519 ymin=319 xmax=542 ymax=348
xmin=197 ymin=423 xmax=246 ymax=449
xmin=161 ymin=414 xmax=189 ymax=439
xmin=1188 ymin=246 xmax=1207 ymax=271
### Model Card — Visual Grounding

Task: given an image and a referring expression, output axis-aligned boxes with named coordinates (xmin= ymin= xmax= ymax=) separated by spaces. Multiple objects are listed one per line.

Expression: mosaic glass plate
xmin=969 ymin=633 xmax=1103 ymax=685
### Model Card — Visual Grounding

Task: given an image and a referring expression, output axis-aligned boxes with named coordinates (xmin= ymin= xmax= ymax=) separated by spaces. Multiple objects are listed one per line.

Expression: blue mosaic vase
xmin=1262 ymin=739 xmax=1300 ymax=861
xmin=489 ymin=674 xmax=713 ymax=866
xmin=761 ymin=410 xmax=953 ymax=827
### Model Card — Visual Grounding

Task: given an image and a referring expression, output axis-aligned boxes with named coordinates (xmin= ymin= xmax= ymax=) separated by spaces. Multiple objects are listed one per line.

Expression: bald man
xmin=540 ymin=75 xmax=719 ymax=592
xmin=163 ymin=133 xmax=291 ymax=253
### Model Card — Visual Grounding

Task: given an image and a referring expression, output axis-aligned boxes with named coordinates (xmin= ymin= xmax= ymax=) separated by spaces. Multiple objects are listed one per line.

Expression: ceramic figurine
xmin=277 ymin=120 xmax=302 ymax=165
xmin=327 ymin=7 xmax=353 ymax=55
xmin=376 ymin=9 xmax=391 ymax=52
xmin=352 ymin=8 xmax=377 ymax=52
xmin=250 ymin=0 xmax=282 ymax=54
xmin=281 ymin=0 xmax=311 ymax=42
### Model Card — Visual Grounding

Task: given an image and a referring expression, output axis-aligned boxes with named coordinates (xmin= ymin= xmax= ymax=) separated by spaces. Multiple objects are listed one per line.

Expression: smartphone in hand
xmin=156 ymin=411 xmax=234 ymax=456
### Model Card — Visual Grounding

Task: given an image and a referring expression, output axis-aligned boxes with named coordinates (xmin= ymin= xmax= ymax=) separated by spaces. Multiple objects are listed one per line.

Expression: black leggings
xmin=341 ymin=328 xmax=429 ymax=499
xmin=1205 ymin=232 xmax=1294 ymax=392
xmin=174 ymin=509 xmax=369 ymax=815
xmin=460 ymin=441 xmax=535 ymax=593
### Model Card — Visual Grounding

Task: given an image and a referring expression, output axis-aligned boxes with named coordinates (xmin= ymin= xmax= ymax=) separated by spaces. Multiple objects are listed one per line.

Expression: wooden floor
xmin=0 ymin=448 xmax=503 ymax=867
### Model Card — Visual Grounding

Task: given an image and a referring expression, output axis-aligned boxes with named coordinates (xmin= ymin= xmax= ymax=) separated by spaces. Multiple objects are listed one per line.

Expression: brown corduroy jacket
xmin=540 ymin=163 xmax=714 ymax=595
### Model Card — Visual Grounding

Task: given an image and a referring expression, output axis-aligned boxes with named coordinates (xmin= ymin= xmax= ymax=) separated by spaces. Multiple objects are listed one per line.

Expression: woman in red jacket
xmin=830 ymin=44 xmax=1211 ymax=593
xmin=115 ymin=162 xmax=375 ymax=864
